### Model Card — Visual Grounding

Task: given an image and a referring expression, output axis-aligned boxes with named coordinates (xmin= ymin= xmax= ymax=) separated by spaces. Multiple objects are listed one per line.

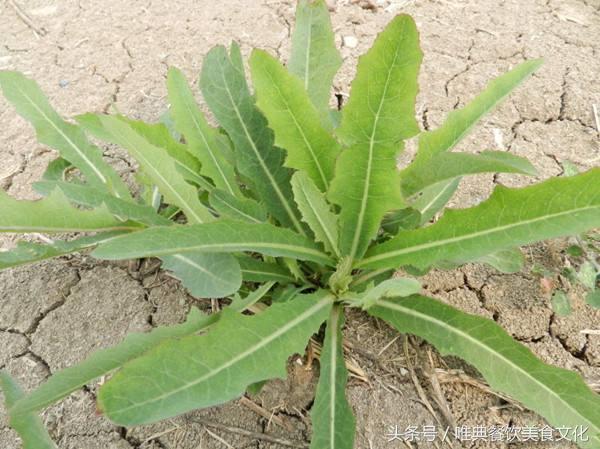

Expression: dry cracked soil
xmin=1 ymin=0 xmax=600 ymax=448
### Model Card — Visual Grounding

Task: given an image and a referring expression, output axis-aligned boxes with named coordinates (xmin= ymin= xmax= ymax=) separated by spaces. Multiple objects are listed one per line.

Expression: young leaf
xmin=402 ymin=150 xmax=537 ymax=197
xmin=82 ymin=115 xmax=214 ymax=223
xmin=586 ymin=290 xmax=600 ymax=309
xmin=310 ymin=305 xmax=355 ymax=449
xmin=551 ymin=290 xmax=572 ymax=316
xmin=0 ymin=189 xmax=139 ymax=233
xmin=33 ymin=181 xmax=171 ymax=226
xmin=0 ymin=71 xmax=131 ymax=199
xmin=407 ymin=59 xmax=543 ymax=167
xmin=348 ymin=277 xmax=421 ymax=310
xmin=289 ymin=0 xmax=342 ymax=121
xmin=358 ymin=169 xmax=600 ymax=271
xmin=9 ymin=308 xmax=217 ymax=416
xmin=291 ymin=171 xmax=340 ymax=257
xmin=250 ymin=50 xmax=341 ymax=192
xmin=0 ymin=232 xmax=124 ymax=270
xmin=98 ymin=291 xmax=333 ymax=425
xmin=40 ymin=157 xmax=72 ymax=183
xmin=209 ymin=189 xmax=267 ymax=224
xmin=409 ymin=178 xmax=460 ymax=224
xmin=92 ymin=220 xmax=335 ymax=266
xmin=160 ymin=252 xmax=242 ymax=298
xmin=0 ymin=372 xmax=57 ymax=449
xmin=237 ymin=255 xmax=295 ymax=283
xmin=167 ymin=67 xmax=241 ymax=196
xmin=369 ymin=295 xmax=600 ymax=449
xmin=329 ymin=15 xmax=422 ymax=261
xmin=200 ymin=44 xmax=305 ymax=233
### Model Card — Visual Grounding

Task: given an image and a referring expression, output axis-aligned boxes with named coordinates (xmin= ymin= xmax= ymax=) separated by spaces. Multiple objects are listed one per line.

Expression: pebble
xmin=343 ymin=35 xmax=359 ymax=48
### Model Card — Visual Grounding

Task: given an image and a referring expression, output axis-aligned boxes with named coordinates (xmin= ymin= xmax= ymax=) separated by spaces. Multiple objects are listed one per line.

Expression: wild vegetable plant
xmin=1 ymin=1 xmax=600 ymax=448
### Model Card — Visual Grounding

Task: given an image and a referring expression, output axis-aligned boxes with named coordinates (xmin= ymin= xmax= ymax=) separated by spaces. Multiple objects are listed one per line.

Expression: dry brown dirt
xmin=1 ymin=0 xmax=599 ymax=448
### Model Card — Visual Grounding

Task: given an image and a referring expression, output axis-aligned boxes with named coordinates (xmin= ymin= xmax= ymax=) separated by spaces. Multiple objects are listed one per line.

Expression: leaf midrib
xmin=297 ymin=184 xmax=339 ymax=257
xmin=108 ymin=295 xmax=333 ymax=417
xmin=328 ymin=305 xmax=341 ymax=448
xmin=170 ymin=254 xmax=230 ymax=283
xmin=358 ymin=204 xmax=599 ymax=268
xmin=378 ymin=299 xmax=597 ymax=433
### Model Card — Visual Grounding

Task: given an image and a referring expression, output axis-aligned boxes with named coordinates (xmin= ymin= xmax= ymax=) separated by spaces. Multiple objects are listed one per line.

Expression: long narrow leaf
xmin=200 ymin=44 xmax=305 ymax=233
xmin=291 ymin=171 xmax=339 ymax=257
xmin=310 ymin=305 xmax=355 ymax=449
xmin=358 ymin=169 xmax=600 ymax=270
xmin=329 ymin=15 xmax=422 ymax=261
xmin=98 ymin=291 xmax=334 ymax=425
xmin=0 ymin=189 xmax=139 ymax=233
xmin=92 ymin=220 xmax=335 ymax=266
xmin=289 ymin=0 xmax=342 ymax=122
xmin=251 ymin=50 xmax=340 ymax=191
xmin=237 ymin=255 xmax=295 ymax=283
xmin=209 ymin=189 xmax=267 ymax=224
xmin=0 ymin=71 xmax=130 ymax=199
xmin=369 ymin=295 xmax=600 ymax=448
xmin=81 ymin=115 xmax=213 ymax=223
xmin=0 ymin=372 xmax=57 ymax=449
xmin=167 ymin=67 xmax=241 ymax=196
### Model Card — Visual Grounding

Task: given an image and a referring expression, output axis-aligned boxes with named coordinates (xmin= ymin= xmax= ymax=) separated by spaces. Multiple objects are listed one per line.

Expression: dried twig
xmin=239 ymin=396 xmax=293 ymax=431
xmin=7 ymin=0 xmax=48 ymax=37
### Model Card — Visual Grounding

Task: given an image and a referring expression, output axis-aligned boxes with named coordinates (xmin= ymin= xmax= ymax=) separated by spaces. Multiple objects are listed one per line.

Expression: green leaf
xmin=9 ymin=308 xmax=216 ymax=417
xmin=161 ymin=252 xmax=242 ymax=298
xmin=358 ymin=169 xmax=600 ymax=271
xmin=410 ymin=177 xmax=460 ymax=225
xmin=348 ymin=277 xmax=421 ymax=310
xmin=551 ymin=290 xmax=572 ymax=316
xmin=329 ymin=15 xmax=422 ymax=261
xmin=402 ymin=151 xmax=537 ymax=197
xmin=92 ymin=220 xmax=335 ymax=266
xmin=250 ymin=50 xmax=340 ymax=192
xmin=229 ymin=281 xmax=276 ymax=312
xmin=82 ymin=115 xmax=214 ymax=223
xmin=200 ymin=43 xmax=304 ymax=233
xmin=209 ymin=189 xmax=267 ymax=224
xmin=310 ymin=305 xmax=355 ymax=449
xmin=289 ymin=0 xmax=342 ymax=122
xmin=407 ymin=59 xmax=543 ymax=167
xmin=578 ymin=261 xmax=597 ymax=290
xmin=0 ymin=372 xmax=57 ymax=449
xmin=369 ymin=295 xmax=600 ymax=449
xmin=167 ymin=67 xmax=241 ymax=196
xmin=98 ymin=291 xmax=333 ymax=425
xmin=34 ymin=181 xmax=171 ymax=226
xmin=291 ymin=171 xmax=339 ymax=257
xmin=0 ymin=232 xmax=124 ymax=270
xmin=0 ymin=71 xmax=131 ymax=199
xmin=41 ymin=157 xmax=72 ymax=183
xmin=381 ymin=208 xmax=421 ymax=234
xmin=237 ymin=255 xmax=295 ymax=283
xmin=478 ymin=248 xmax=524 ymax=273
xmin=586 ymin=290 xmax=600 ymax=309
xmin=0 ymin=189 xmax=139 ymax=233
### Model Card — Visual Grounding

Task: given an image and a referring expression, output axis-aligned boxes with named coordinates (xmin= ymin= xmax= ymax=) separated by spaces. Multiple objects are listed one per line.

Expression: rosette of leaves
xmin=1 ymin=1 xmax=600 ymax=448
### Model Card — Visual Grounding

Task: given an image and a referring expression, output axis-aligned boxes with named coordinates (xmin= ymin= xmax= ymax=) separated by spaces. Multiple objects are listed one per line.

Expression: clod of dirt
xmin=144 ymin=276 xmax=193 ymax=326
xmin=0 ymin=332 xmax=29 ymax=367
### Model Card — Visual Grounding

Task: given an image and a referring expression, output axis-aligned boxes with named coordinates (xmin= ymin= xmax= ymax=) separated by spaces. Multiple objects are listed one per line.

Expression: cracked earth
xmin=0 ymin=0 xmax=599 ymax=448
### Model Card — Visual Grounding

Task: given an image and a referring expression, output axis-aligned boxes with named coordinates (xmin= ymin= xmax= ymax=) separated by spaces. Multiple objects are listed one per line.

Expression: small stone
xmin=343 ymin=35 xmax=358 ymax=48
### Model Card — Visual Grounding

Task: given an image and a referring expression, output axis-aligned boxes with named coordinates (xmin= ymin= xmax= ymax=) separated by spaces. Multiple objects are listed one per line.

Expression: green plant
xmin=1 ymin=1 xmax=599 ymax=448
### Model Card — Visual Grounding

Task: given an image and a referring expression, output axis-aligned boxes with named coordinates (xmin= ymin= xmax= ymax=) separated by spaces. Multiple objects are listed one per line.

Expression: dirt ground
xmin=1 ymin=0 xmax=599 ymax=448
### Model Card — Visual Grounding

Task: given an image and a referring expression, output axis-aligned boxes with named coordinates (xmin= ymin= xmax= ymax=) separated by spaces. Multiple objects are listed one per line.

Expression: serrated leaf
xmin=369 ymin=295 xmax=600 ymax=449
xmin=410 ymin=177 xmax=460 ymax=224
xmin=329 ymin=15 xmax=422 ymax=261
xmin=98 ymin=291 xmax=333 ymax=425
xmin=200 ymin=43 xmax=304 ymax=233
xmin=478 ymin=247 xmax=524 ymax=273
xmin=358 ymin=169 xmax=600 ymax=271
xmin=0 ymin=189 xmax=139 ymax=233
xmin=251 ymin=50 xmax=340 ymax=192
xmin=402 ymin=150 xmax=537 ymax=197
xmin=34 ymin=181 xmax=171 ymax=226
xmin=209 ymin=189 xmax=267 ymax=224
xmin=0 ymin=372 xmax=57 ymax=449
xmin=81 ymin=115 xmax=213 ymax=224
xmin=161 ymin=252 xmax=242 ymax=298
xmin=9 ymin=308 xmax=216 ymax=417
xmin=167 ymin=67 xmax=241 ymax=196
xmin=0 ymin=232 xmax=123 ymax=270
xmin=92 ymin=220 xmax=335 ymax=266
xmin=0 ymin=71 xmax=131 ymax=199
xmin=289 ymin=0 xmax=341 ymax=122
xmin=291 ymin=171 xmax=339 ymax=257
xmin=237 ymin=255 xmax=295 ymax=283
xmin=310 ymin=305 xmax=355 ymax=449
xmin=407 ymin=59 xmax=543 ymax=167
